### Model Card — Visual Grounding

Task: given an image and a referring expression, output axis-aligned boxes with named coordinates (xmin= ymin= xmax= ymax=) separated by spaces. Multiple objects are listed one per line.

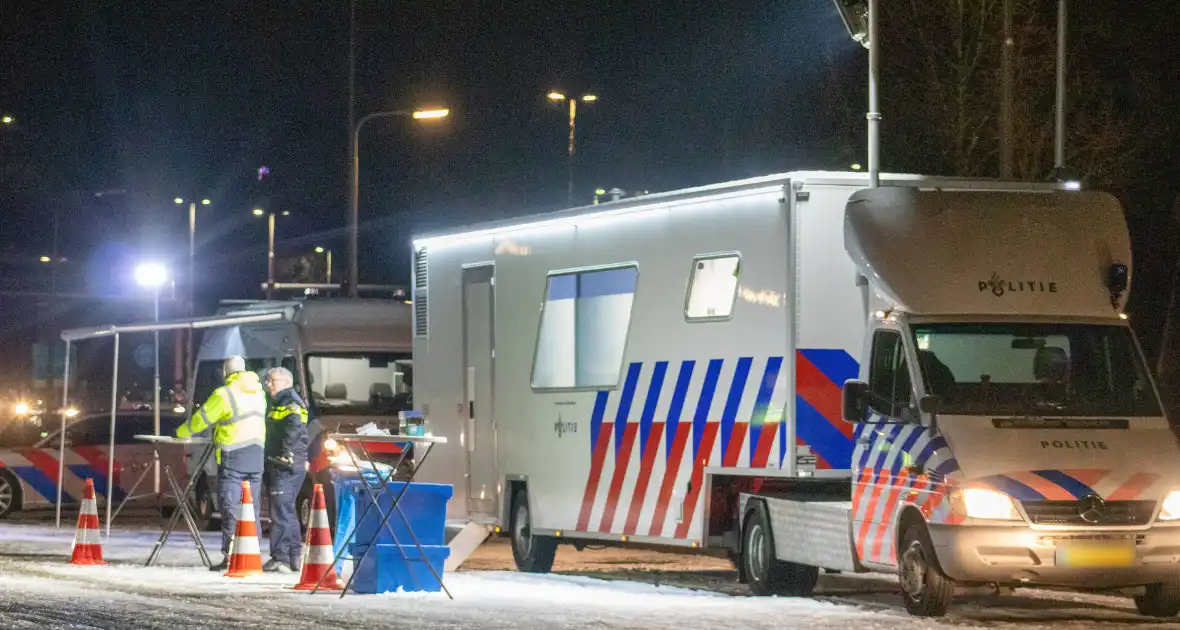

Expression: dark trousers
xmin=217 ymin=467 xmax=262 ymax=556
xmin=265 ymin=465 xmax=307 ymax=565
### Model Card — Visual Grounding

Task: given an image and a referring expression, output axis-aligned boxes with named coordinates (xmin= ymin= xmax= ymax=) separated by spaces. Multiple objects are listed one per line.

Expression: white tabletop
xmin=326 ymin=433 xmax=448 ymax=445
xmin=134 ymin=435 xmax=213 ymax=445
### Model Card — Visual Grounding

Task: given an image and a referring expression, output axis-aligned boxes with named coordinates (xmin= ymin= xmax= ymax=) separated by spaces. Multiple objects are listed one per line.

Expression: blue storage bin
xmin=351 ymin=544 xmax=451 ymax=594
xmin=352 ymin=482 xmax=453 ymax=548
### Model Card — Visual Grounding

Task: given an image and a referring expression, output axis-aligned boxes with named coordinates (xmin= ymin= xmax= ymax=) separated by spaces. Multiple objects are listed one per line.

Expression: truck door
xmin=462 ymin=265 xmax=498 ymax=517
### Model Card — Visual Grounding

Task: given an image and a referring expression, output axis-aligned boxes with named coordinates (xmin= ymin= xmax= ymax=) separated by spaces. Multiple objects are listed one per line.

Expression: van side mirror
xmin=842 ymin=380 xmax=870 ymax=423
xmin=918 ymin=395 xmax=942 ymax=415
xmin=919 ymin=395 xmax=942 ymax=430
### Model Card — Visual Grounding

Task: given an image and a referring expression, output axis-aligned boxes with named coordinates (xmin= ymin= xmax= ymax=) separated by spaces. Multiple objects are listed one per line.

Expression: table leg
xmin=341 ymin=441 xmax=451 ymax=600
xmin=146 ymin=443 xmax=215 ymax=567
xmin=111 ymin=451 xmax=158 ymax=524
xmin=316 ymin=442 xmax=415 ymax=595
xmin=164 ymin=464 xmax=211 ymax=567
xmin=352 ymin=441 xmax=422 ymax=594
xmin=370 ymin=443 xmax=453 ymax=600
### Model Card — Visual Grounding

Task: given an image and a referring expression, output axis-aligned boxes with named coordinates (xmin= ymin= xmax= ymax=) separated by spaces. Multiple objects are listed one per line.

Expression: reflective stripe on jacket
xmin=176 ymin=371 xmax=267 ymax=461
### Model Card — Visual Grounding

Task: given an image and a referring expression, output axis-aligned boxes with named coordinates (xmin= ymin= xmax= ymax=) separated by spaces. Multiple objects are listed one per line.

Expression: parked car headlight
xmin=951 ymin=488 xmax=1022 ymax=521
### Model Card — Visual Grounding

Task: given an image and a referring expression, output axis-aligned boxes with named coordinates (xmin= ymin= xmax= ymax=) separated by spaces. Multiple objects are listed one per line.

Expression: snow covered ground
xmin=0 ymin=518 xmax=1178 ymax=629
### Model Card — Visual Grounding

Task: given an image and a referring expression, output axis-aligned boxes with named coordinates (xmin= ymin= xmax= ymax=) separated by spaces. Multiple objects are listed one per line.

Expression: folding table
xmin=135 ymin=435 xmax=215 ymax=568
xmin=314 ymin=433 xmax=450 ymax=598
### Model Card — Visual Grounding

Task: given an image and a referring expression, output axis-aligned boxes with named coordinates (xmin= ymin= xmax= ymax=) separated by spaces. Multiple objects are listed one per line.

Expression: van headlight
xmin=1158 ymin=491 xmax=1180 ymax=521
xmin=951 ymin=488 xmax=1022 ymax=521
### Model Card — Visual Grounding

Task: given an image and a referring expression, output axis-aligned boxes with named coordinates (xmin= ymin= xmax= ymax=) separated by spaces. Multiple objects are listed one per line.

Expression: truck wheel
xmin=1135 ymin=579 xmax=1180 ymax=617
xmin=742 ymin=502 xmax=819 ymax=597
xmin=511 ymin=489 xmax=556 ymax=573
xmin=898 ymin=523 xmax=954 ymax=617
xmin=297 ymin=481 xmax=336 ymax=537
xmin=188 ymin=480 xmax=219 ymax=532
xmin=0 ymin=471 xmax=21 ymax=519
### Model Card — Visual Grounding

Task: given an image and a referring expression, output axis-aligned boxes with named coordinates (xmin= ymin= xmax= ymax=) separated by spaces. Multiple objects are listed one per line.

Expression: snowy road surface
xmin=0 ymin=518 xmax=1179 ymax=628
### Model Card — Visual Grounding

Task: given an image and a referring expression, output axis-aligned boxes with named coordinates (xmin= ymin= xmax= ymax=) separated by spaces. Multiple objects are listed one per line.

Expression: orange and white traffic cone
xmin=70 ymin=478 xmax=106 ymax=565
xmin=224 ymin=481 xmax=264 ymax=578
xmin=294 ymin=484 xmax=342 ymax=591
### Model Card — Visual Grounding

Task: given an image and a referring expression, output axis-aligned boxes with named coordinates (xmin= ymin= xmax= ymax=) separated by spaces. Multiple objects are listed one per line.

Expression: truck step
xmin=444 ymin=522 xmax=492 ymax=571
xmin=744 ymin=495 xmax=858 ymax=573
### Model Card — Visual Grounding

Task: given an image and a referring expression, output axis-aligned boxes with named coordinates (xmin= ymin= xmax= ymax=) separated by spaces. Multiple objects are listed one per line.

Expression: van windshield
xmin=306 ymin=353 xmax=412 ymax=416
xmin=912 ymin=323 xmax=1161 ymax=417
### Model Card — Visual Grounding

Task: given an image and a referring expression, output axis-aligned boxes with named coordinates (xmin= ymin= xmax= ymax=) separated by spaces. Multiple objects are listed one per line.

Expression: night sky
xmin=2 ymin=1 xmax=1179 ymax=388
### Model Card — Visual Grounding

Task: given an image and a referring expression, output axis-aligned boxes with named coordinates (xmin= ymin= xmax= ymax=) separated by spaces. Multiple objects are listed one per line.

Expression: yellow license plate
xmin=1056 ymin=543 xmax=1137 ymax=568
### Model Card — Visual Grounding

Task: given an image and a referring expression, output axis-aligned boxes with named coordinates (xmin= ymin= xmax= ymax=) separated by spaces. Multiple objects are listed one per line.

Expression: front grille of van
xmin=1021 ymin=500 xmax=1155 ymax=526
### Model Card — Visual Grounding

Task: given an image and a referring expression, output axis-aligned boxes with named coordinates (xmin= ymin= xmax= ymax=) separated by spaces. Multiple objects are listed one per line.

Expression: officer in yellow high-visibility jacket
xmin=176 ymin=355 xmax=266 ymax=571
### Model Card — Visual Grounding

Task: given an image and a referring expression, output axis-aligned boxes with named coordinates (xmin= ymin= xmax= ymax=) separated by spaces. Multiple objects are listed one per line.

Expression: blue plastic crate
xmin=352 ymin=481 xmax=453 ymax=548
xmin=351 ymin=544 xmax=451 ymax=594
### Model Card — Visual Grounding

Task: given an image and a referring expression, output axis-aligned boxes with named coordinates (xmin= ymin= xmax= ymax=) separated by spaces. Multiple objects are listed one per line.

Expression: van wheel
xmin=898 ymin=523 xmax=954 ymax=617
xmin=511 ymin=489 xmax=556 ymax=573
xmin=298 ymin=488 xmax=313 ymax=536
xmin=1135 ymin=579 xmax=1180 ymax=617
xmin=742 ymin=501 xmax=818 ymax=597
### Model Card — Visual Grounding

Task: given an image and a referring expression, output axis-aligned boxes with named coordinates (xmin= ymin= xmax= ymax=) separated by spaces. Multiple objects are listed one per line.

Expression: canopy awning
xmin=61 ymin=310 xmax=290 ymax=342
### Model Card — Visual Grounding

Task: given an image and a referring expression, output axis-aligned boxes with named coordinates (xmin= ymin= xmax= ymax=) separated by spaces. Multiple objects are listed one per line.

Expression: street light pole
xmin=831 ymin=0 xmax=879 ymax=188
xmin=267 ymin=211 xmax=276 ymax=301
xmin=316 ymin=247 xmax=333 ymax=284
xmin=152 ymin=282 xmax=160 ymax=497
xmin=134 ymin=263 xmax=167 ymax=498
xmin=548 ymin=92 xmax=597 ymax=206
xmin=175 ymin=197 xmax=208 ymax=389
xmin=1000 ymin=0 xmax=1015 ymax=179
xmin=866 ymin=0 xmax=880 ymax=188
xmin=348 ymin=107 xmax=450 ymax=297
xmin=1052 ymin=0 xmax=1068 ymax=178
xmin=567 ymin=98 xmax=576 ymax=206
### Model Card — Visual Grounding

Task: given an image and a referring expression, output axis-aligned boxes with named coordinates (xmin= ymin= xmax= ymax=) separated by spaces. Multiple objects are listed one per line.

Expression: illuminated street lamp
xmin=547 ymin=91 xmax=599 ymax=206
xmin=1 ymin=115 xmax=14 ymax=125
xmin=348 ymin=106 xmax=450 ymax=297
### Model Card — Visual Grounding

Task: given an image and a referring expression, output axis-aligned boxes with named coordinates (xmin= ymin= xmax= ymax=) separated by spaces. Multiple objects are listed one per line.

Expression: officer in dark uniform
xmin=262 ymin=367 xmax=309 ymax=573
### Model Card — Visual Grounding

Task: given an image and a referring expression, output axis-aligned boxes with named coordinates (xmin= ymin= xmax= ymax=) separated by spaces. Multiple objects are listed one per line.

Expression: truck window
xmin=912 ymin=323 xmax=1161 ymax=417
xmin=532 ymin=265 xmax=638 ymax=390
xmin=685 ymin=254 xmax=740 ymax=321
xmin=868 ymin=330 xmax=912 ymax=417
xmin=305 ymin=353 xmax=413 ymax=416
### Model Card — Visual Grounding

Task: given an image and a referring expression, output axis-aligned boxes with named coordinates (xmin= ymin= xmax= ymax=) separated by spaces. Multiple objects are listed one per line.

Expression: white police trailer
xmin=412 ymin=171 xmax=1180 ymax=616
